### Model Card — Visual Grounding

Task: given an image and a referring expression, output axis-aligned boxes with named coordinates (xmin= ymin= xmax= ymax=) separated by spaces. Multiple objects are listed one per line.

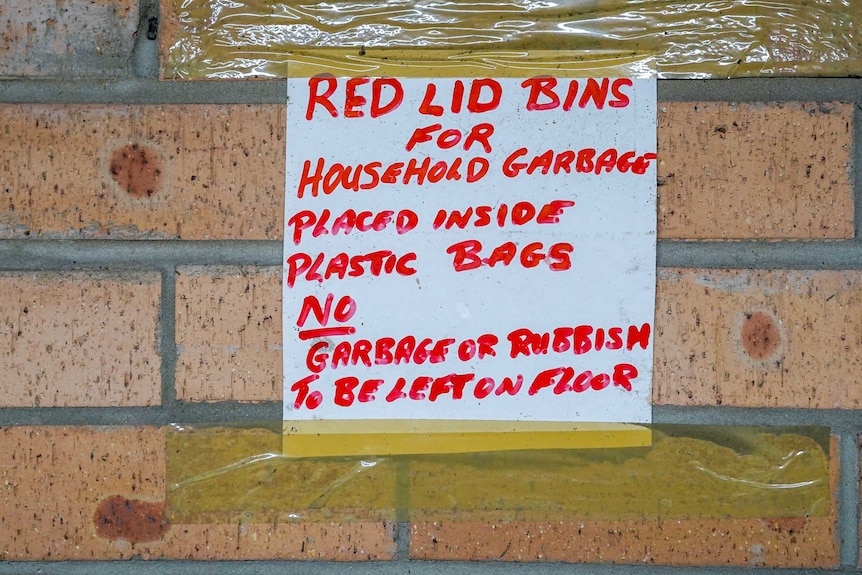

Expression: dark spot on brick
xmin=763 ymin=516 xmax=808 ymax=533
xmin=741 ymin=311 xmax=780 ymax=360
xmin=93 ymin=495 xmax=169 ymax=543
xmin=108 ymin=144 xmax=163 ymax=199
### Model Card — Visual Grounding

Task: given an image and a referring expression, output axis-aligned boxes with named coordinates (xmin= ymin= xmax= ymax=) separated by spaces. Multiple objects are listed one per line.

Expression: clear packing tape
xmin=167 ymin=424 xmax=830 ymax=523
xmin=161 ymin=0 xmax=862 ymax=78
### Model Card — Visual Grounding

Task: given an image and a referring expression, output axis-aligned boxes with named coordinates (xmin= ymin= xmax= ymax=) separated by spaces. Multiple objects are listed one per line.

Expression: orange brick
xmin=0 ymin=426 xmax=166 ymax=559
xmin=0 ymin=105 xmax=284 ymax=239
xmin=654 ymin=269 xmax=862 ymax=409
xmin=658 ymin=102 xmax=853 ymax=239
xmin=0 ymin=272 xmax=160 ymax=407
xmin=0 ymin=427 xmax=395 ymax=560
xmin=411 ymin=517 xmax=836 ymax=566
xmin=2 ymin=103 xmax=851 ymax=240
xmin=160 ymin=522 xmax=395 ymax=560
xmin=175 ymin=266 xmax=282 ymax=401
xmin=411 ymin=437 xmax=839 ymax=567
xmin=0 ymin=1 xmax=138 ymax=78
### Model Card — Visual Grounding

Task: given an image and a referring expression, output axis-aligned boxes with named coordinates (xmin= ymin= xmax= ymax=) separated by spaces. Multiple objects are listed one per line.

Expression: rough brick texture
xmin=0 ymin=105 xmax=284 ymax=239
xmin=655 ymin=269 xmax=862 ymax=409
xmin=0 ymin=427 xmax=395 ymax=560
xmin=657 ymin=102 xmax=853 ymax=239
xmin=175 ymin=266 xmax=282 ymax=401
xmin=0 ymin=1 xmax=139 ymax=78
xmin=0 ymin=272 xmax=161 ymax=407
xmin=410 ymin=517 xmax=836 ymax=566
xmin=0 ymin=103 xmax=851 ymax=240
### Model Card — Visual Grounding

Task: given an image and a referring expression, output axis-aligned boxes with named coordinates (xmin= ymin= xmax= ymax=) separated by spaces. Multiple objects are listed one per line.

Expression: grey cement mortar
xmin=0 ymin=78 xmax=861 ymax=104
xmin=839 ymin=433 xmax=860 ymax=566
xmin=3 ymin=240 xmax=862 ymax=271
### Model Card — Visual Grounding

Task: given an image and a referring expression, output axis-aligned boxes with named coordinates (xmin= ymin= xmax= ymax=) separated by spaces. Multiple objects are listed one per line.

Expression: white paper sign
xmin=283 ymin=73 xmax=656 ymax=423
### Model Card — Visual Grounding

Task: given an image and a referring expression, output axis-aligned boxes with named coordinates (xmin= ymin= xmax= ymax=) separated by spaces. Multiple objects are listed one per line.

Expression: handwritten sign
xmin=283 ymin=73 xmax=656 ymax=423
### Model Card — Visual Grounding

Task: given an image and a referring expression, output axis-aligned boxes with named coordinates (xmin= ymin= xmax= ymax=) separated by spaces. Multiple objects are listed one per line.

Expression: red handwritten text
xmin=286 ymin=250 xmax=417 ymax=286
xmin=305 ymin=76 xmax=404 ymax=120
xmin=297 ymin=156 xmax=489 ymax=197
xmin=290 ymin=362 xmax=640 ymax=409
xmin=433 ymin=200 xmax=575 ymax=230
xmin=305 ymin=333 xmax=499 ymax=373
xmin=507 ymin=323 xmax=652 ymax=357
xmin=503 ymin=147 xmax=656 ymax=177
xmin=419 ymin=78 xmax=503 ymax=116
xmin=406 ymin=123 xmax=494 ymax=152
xmin=447 ymin=240 xmax=573 ymax=272
xmin=287 ymin=208 xmax=418 ymax=244
xmin=521 ymin=77 xmax=632 ymax=111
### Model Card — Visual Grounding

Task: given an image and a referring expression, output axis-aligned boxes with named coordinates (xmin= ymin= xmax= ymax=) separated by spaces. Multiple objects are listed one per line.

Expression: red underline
xmin=298 ymin=326 xmax=356 ymax=340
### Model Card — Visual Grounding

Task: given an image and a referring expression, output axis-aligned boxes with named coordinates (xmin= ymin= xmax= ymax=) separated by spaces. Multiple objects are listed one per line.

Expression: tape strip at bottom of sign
xmin=166 ymin=424 xmax=830 ymax=524
xmin=282 ymin=420 xmax=652 ymax=457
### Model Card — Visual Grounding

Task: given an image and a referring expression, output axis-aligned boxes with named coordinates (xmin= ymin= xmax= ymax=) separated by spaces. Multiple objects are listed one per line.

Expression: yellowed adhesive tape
xmin=280 ymin=50 xmax=655 ymax=78
xmin=282 ymin=420 xmax=652 ymax=457
xmin=167 ymin=425 xmax=830 ymax=524
xmin=162 ymin=0 xmax=862 ymax=78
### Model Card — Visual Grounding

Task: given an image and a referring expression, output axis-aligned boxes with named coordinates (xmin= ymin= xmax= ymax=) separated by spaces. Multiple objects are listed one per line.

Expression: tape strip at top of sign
xmin=283 ymin=49 xmax=656 ymax=79
xmin=282 ymin=52 xmax=657 ymax=456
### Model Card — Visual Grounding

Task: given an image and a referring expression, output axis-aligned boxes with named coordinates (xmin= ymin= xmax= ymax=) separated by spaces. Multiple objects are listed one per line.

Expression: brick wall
xmin=0 ymin=1 xmax=860 ymax=573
